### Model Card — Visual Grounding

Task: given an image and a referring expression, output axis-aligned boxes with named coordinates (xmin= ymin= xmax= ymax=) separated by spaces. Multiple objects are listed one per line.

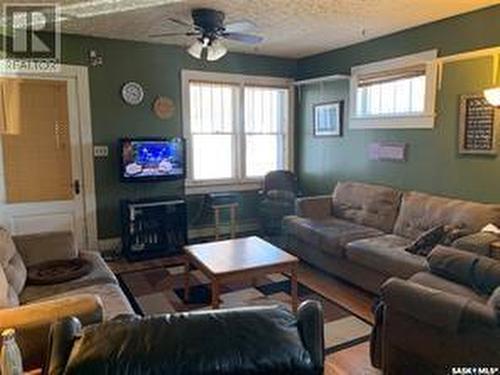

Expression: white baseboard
xmin=97 ymin=220 xmax=260 ymax=252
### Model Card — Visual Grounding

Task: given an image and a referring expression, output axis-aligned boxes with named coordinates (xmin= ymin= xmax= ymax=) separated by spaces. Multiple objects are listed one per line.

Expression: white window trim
xmin=349 ymin=49 xmax=438 ymax=130
xmin=181 ymin=70 xmax=294 ymax=195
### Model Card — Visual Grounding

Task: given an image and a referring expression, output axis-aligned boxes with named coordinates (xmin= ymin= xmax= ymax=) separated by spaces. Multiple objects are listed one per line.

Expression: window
xmin=189 ymin=81 xmax=237 ymax=181
xmin=182 ymin=71 xmax=292 ymax=192
xmin=244 ymin=86 xmax=288 ymax=177
xmin=350 ymin=50 xmax=438 ymax=129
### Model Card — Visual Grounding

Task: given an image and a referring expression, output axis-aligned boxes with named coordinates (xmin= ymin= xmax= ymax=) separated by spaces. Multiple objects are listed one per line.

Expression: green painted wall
xmin=59 ymin=34 xmax=297 ymax=238
xmin=295 ymin=5 xmax=500 ymax=203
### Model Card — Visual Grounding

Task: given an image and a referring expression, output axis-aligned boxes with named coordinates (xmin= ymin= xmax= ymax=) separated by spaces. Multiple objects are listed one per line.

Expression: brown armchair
xmin=371 ymin=246 xmax=500 ymax=374
xmin=258 ymin=170 xmax=300 ymax=235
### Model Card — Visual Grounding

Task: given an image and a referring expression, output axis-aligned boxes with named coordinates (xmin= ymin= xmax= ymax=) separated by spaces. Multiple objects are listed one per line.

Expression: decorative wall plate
xmin=153 ymin=96 xmax=175 ymax=119
xmin=121 ymin=81 xmax=144 ymax=105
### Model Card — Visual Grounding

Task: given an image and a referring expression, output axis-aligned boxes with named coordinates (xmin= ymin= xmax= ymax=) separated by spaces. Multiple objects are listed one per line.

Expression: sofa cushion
xmin=20 ymin=251 xmax=118 ymax=303
xmin=346 ymin=234 xmax=427 ymax=279
xmin=13 ymin=231 xmax=77 ymax=267
xmin=452 ymin=231 xmax=499 ymax=256
xmin=428 ymin=245 xmax=500 ymax=295
xmin=410 ymin=272 xmax=487 ymax=303
xmin=0 ymin=228 xmax=27 ymax=296
xmin=283 ymin=216 xmax=383 ymax=257
xmin=393 ymin=191 xmax=500 ymax=240
xmin=331 ymin=181 xmax=402 ymax=233
xmin=33 ymin=283 xmax=134 ymax=320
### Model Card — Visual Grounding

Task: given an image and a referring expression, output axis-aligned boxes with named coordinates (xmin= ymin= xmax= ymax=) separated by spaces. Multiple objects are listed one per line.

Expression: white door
xmin=0 ymin=77 xmax=87 ymax=249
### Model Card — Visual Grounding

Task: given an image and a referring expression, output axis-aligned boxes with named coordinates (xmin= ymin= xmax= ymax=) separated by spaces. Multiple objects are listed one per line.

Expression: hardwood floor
xmin=296 ymin=263 xmax=380 ymax=375
xmin=109 ymin=255 xmax=380 ymax=375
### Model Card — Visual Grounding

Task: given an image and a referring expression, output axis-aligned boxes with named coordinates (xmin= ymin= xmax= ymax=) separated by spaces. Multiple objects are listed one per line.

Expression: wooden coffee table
xmin=183 ymin=236 xmax=299 ymax=311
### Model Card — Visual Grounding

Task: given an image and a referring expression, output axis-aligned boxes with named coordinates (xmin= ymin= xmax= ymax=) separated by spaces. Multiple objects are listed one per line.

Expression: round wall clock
xmin=153 ymin=96 xmax=175 ymax=119
xmin=121 ymin=81 xmax=144 ymax=105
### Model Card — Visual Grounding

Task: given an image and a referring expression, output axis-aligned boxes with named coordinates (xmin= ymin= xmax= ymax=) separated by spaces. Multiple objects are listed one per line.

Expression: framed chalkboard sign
xmin=459 ymin=94 xmax=499 ymax=155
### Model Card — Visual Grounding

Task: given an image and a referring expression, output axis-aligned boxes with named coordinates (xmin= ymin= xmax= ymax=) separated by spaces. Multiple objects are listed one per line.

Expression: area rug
xmin=118 ymin=265 xmax=372 ymax=354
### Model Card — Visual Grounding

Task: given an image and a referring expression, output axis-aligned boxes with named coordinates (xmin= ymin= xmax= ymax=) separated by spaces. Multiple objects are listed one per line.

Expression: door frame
xmin=0 ymin=64 xmax=98 ymax=251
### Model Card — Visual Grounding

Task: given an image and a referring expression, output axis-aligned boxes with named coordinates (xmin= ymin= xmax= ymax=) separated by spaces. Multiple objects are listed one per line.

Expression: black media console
xmin=121 ymin=197 xmax=187 ymax=261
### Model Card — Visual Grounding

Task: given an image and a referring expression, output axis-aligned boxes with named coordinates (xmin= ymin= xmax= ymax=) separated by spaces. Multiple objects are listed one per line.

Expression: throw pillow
xmin=440 ymin=225 xmax=468 ymax=246
xmin=405 ymin=225 xmax=446 ymax=256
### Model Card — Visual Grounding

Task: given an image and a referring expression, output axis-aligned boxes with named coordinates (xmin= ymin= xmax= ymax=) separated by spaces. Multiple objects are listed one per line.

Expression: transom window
xmin=182 ymin=71 xmax=292 ymax=192
xmin=350 ymin=50 xmax=438 ymax=129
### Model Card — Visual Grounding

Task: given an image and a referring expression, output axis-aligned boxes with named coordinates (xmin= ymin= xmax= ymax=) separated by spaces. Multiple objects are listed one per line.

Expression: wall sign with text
xmin=459 ymin=94 xmax=499 ymax=155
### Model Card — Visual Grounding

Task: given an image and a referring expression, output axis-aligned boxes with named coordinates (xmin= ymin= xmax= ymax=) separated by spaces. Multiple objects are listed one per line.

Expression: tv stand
xmin=121 ymin=197 xmax=187 ymax=261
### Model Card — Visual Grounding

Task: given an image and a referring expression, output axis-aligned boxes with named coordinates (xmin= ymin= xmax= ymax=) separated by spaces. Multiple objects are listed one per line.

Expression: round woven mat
xmin=28 ymin=258 xmax=92 ymax=285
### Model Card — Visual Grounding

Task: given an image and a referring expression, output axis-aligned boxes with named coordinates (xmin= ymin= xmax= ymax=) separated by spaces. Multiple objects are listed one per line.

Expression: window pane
xmin=356 ymin=74 xmax=426 ymax=117
xmin=245 ymin=135 xmax=279 ymax=178
xmin=192 ymin=134 xmax=233 ymax=180
xmin=189 ymin=82 xmax=235 ymax=134
xmin=244 ymin=87 xmax=288 ymax=134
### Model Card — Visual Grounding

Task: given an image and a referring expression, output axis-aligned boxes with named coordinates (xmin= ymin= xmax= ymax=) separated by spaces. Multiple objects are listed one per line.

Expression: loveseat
xmin=371 ymin=246 xmax=500 ymax=374
xmin=0 ymin=229 xmax=133 ymax=369
xmin=283 ymin=181 xmax=500 ymax=294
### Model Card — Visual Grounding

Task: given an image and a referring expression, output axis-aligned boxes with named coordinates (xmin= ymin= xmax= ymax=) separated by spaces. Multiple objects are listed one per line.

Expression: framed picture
xmin=313 ymin=101 xmax=343 ymax=137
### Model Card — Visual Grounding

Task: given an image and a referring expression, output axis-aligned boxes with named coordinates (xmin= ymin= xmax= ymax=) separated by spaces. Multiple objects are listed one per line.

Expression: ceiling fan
xmin=150 ymin=8 xmax=264 ymax=61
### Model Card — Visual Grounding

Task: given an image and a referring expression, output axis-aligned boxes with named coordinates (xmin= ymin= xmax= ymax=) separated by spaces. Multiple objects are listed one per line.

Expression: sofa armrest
xmin=0 ymin=294 xmax=103 ymax=370
xmin=13 ymin=231 xmax=77 ymax=267
xmin=295 ymin=195 xmax=332 ymax=219
xmin=297 ymin=300 xmax=324 ymax=373
xmin=381 ymin=278 xmax=498 ymax=332
xmin=45 ymin=317 xmax=82 ymax=375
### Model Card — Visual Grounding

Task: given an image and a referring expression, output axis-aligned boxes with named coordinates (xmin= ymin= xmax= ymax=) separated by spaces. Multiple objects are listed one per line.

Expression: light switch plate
xmin=94 ymin=145 xmax=109 ymax=157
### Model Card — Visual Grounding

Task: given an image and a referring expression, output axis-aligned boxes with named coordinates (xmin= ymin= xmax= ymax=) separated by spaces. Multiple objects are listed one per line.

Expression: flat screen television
xmin=119 ymin=137 xmax=185 ymax=182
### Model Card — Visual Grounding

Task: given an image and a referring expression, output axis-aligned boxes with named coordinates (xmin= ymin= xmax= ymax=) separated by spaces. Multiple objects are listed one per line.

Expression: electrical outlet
xmin=94 ymin=145 xmax=109 ymax=157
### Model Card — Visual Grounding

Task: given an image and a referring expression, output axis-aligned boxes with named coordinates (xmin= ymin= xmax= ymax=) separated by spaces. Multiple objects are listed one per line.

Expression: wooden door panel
xmin=1 ymin=79 xmax=73 ymax=203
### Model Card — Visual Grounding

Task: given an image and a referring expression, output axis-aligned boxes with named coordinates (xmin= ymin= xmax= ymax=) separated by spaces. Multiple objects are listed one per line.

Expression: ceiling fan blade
xmin=222 ymin=32 xmax=263 ymax=45
xmin=166 ymin=17 xmax=193 ymax=28
xmin=224 ymin=21 xmax=257 ymax=33
xmin=149 ymin=31 xmax=199 ymax=38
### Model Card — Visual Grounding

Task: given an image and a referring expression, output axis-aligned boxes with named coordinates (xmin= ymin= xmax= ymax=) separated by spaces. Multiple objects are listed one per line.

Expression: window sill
xmin=185 ymin=181 xmax=262 ymax=195
xmin=349 ymin=114 xmax=435 ymax=129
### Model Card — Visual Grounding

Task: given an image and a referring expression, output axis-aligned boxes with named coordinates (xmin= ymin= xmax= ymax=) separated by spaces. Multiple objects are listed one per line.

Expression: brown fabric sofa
xmin=0 ymin=229 xmax=133 ymax=369
xmin=371 ymin=246 xmax=500 ymax=374
xmin=283 ymin=181 xmax=500 ymax=294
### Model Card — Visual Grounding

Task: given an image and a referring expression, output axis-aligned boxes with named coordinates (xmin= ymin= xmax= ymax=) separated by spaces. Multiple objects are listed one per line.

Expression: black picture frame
xmin=313 ymin=100 xmax=343 ymax=137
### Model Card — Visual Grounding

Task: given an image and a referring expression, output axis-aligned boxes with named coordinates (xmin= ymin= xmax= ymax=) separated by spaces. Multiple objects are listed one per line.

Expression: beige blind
xmin=358 ymin=64 xmax=426 ymax=87
xmin=1 ymin=78 xmax=73 ymax=203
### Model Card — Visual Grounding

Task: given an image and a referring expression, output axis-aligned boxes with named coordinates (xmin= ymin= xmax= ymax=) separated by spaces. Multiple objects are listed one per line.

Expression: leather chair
xmin=258 ymin=170 xmax=300 ymax=235
xmin=44 ymin=301 xmax=324 ymax=375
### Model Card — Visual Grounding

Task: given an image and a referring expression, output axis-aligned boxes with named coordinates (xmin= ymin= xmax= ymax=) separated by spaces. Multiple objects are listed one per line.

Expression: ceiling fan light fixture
xmin=187 ymin=40 xmax=204 ymax=59
xmin=206 ymin=39 xmax=227 ymax=61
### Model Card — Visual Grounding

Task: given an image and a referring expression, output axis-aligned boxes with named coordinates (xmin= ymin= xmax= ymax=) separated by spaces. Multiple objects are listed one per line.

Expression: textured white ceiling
xmin=2 ymin=0 xmax=499 ymax=58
